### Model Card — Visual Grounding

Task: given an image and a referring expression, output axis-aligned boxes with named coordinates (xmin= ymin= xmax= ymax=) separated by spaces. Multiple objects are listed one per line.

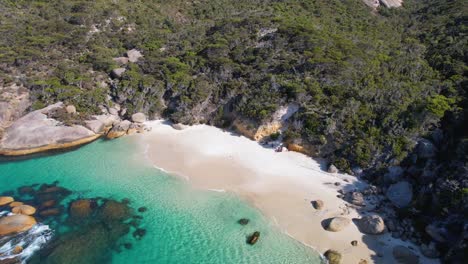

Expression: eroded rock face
xmin=0 ymin=103 xmax=99 ymax=156
xmin=0 ymin=215 xmax=37 ymax=236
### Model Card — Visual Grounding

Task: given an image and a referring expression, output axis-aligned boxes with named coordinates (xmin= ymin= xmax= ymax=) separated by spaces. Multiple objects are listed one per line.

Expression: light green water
xmin=0 ymin=138 xmax=322 ymax=264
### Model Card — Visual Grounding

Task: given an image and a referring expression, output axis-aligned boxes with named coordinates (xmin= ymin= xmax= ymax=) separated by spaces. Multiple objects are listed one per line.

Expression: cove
xmin=0 ymin=138 xmax=322 ymax=263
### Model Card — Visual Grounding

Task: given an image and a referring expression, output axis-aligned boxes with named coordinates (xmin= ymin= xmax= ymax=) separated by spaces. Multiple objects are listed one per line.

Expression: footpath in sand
xmin=136 ymin=120 xmax=438 ymax=264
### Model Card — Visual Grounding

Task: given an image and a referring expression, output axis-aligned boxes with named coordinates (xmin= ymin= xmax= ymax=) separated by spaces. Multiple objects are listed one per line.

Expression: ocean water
xmin=0 ymin=138 xmax=323 ymax=264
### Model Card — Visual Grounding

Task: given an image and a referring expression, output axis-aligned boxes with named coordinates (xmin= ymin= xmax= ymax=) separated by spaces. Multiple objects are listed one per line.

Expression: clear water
xmin=0 ymin=138 xmax=322 ymax=264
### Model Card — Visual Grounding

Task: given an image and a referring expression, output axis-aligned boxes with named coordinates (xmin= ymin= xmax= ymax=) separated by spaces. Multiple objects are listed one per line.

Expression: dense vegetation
xmin=0 ymin=0 xmax=466 ymax=261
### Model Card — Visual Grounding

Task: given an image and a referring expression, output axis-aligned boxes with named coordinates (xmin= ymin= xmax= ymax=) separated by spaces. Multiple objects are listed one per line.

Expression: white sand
xmin=136 ymin=120 xmax=439 ymax=264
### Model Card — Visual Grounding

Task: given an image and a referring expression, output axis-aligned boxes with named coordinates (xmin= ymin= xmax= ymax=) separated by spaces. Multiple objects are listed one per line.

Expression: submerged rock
xmin=248 ymin=231 xmax=260 ymax=245
xmin=100 ymin=200 xmax=131 ymax=222
xmin=0 ymin=215 xmax=37 ymax=236
xmin=69 ymin=199 xmax=95 ymax=219
xmin=238 ymin=218 xmax=249 ymax=225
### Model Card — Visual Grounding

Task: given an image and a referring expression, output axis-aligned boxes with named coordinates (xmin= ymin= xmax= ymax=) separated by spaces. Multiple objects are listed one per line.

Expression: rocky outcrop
xmin=111 ymin=68 xmax=126 ymax=79
xmin=345 ymin=192 xmax=365 ymax=206
xmin=380 ymin=0 xmax=403 ymax=8
xmin=126 ymin=49 xmax=143 ymax=63
xmin=0 ymin=215 xmax=37 ymax=236
xmin=0 ymin=103 xmax=100 ymax=156
xmin=0 ymin=83 xmax=30 ymax=136
xmin=131 ymin=112 xmax=146 ymax=123
xmin=0 ymin=196 xmax=14 ymax=206
xmin=106 ymin=120 xmax=131 ymax=139
xmin=232 ymin=104 xmax=299 ymax=141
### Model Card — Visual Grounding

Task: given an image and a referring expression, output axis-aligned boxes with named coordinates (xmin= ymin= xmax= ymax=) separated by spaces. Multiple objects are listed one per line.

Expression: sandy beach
xmin=137 ymin=120 xmax=438 ymax=264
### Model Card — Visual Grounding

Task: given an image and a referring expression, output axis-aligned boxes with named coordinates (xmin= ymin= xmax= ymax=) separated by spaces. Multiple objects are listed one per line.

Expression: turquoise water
xmin=0 ymin=138 xmax=322 ymax=264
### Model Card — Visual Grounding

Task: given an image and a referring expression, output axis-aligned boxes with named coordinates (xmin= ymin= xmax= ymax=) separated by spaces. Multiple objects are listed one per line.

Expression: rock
xmin=0 ymin=215 xmax=37 ymax=236
xmin=356 ymin=214 xmax=385 ymax=234
xmin=386 ymin=181 xmax=413 ymax=208
xmin=106 ymin=120 xmax=132 ymax=139
xmin=9 ymin=201 xmax=23 ymax=207
xmin=420 ymin=242 xmax=440 ymax=258
xmin=39 ymin=208 xmax=61 ymax=217
xmin=379 ymin=0 xmax=403 ymax=8
xmin=416 ymin=139 xmax=437 ymax=159
xmin=324 ymin=250 xmax=341 ymax=264
xmin=328 ymin=164 xmax=338 ymax=173
xmin=358 ymin=259 xmax=368 ymax=264
xmin=18 ymin=186 xmax=34 ymax=195
xmin=131 ymin=113 xmax=146 ymax=123
xmin=384 ymin=166 xmax=404 ymax=183
xmin=312 ymin=200 xmax=324 ymax=210
xmin=334 ymin=182 xmax=341 ymax=186
xmin=85 ymin=120 xmax=105 ymax=134
xmin=126 ymin=49 xmax=143 ymax=63
xmin=13 ymin=245 xmax=23 ymax=254
xmin=0 ymin=196 xmax=14 ymax=206
xmin=110 ymin=68 xmax=126 ymax=79
xmin=65 ymin=105 xmax=76 ymax=114
xmin=113 ymin=57 xmax=129 ymax=65
xmin=69 ymin=199 xmax=95 ymax=218
xmin=123 ymin=243 xmax=132 ymax=249
xmin=351 ymin=240 xmax=358 ymax=246
xmin=425 ymin=224 xmax=447 ymax=242
xmin=345 ymin=192 xmax=365 ymax=206
xmin=238 ymin=218 xmax=249 ymax=225
xmin=172 ymin=123 xmax=188 ymax=130
xmin=94 ymin=114 xmax=120 ymax=127
xmin=248 ymin=231 xmax=260 ymax=245
xmin=0 ymin=103 xmax=99 ymax=156
xmin=137 ymin=207 xmax=147 ymax=213
xmin=100 ymin=200 xmax=131 ymax=222
xmin=133 ymin=228 xmax=146 ymax=240
xmin=108 ymin=107 xmax=119 ymax=116
xmin=12 ymin=205 xmax=36 ymax=215
xmin=325 ymin=217 xmax=351 ymax=232
xmin=0 ymin=83 xmax=30 ymax=130
xmin=392 ymin=246 xmax=419 ymax=264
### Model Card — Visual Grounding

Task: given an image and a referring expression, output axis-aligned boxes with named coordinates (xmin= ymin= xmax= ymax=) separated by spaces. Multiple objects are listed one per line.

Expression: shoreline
xmin=136 ymin=120 xmax=438 ymax=264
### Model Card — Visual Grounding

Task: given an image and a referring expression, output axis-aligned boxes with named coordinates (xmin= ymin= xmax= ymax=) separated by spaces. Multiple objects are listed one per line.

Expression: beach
xmin=138 ymin=120 xmax=439 ymax=264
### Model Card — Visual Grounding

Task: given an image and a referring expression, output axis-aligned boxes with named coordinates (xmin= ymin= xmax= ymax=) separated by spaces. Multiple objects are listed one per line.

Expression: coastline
xmin=136 ymin=120 xmax=438 ymax=264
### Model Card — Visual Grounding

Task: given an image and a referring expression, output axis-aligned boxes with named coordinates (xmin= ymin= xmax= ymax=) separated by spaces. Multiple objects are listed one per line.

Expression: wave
xmin=0 ymin=212 xmax=53 ymax=264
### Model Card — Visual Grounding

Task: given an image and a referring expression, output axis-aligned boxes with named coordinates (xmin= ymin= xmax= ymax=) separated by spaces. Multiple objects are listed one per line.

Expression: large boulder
xmin=0 ymin=215 xmax=37 ymax=236
xmin=110 ymin=68 xmax=126 ymax=79
xmin=392 ymin=246 xmax=420 ymax=264
xmin=384 ymin=166 xmax=404 ymax=183
xmin=94 ymin=114 xmax=120 ymax=127
xmin=356 ymin=214 xmax=385 ymax=234
xmin=85 ymin=120 xmax=105 ymax=134
xmin=328 ymin=164 xmax=338 ymax=174
xmin=345 ymin=192 xmax=365 ymax=206
xmin=131 ymin=113 xmax=146 ymax=123
xmin=325 ymin=217 xmax=351 ymax=232
xmin=65 ymin=105 xmax=76 ymax=114
xmin=126 ymin=49 xmax=143 ymax=63
xmin=386 ymin=181 xmax=413 ymax=208
xmin=416 ymin=139 xmax=437 ymax=159
xmin=106 ymin=120 xmax=131 ymax=139
xmin=0 ymin=103 xmax=98 ymax=156
xmin=0 ymin=196 xmax=14 ymax=206
xmin=11 ymin=205 xmax=36 ymax=215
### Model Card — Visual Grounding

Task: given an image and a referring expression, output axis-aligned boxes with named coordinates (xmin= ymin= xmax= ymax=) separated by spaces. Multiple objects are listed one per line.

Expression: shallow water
xmin=0 ymin=138 xmax=322 ymax=264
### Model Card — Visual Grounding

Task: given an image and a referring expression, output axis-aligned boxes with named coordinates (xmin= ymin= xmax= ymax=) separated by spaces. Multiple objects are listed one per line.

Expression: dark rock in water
xmin=133 ymin=215 xmax=143 ymax=220
xmin=122 ymin=198 xmax=131 ymax=204
xmin=133 ymin=228 xmax=146 ymax=240
xmin=238 ymin=218 xmax=249 ymax=225
xmin=100 ymin=200 xmax=131 ymax=222
xmin=137 ymin=206 xmax=147 ymax=213
xmin=69 ymin=199 xmax=95 ymax=219
xmin=324 ymin=249 xmax=342 ymax=264
xmin=39 ymin=208 xmax=61 ymax=217
xmin=247 ymin=231 xmax=260 ymax=245
xmin=18 ymin=186 xmax=35 ymax=195
xmin=40 ymin=199 xmax=57 ymax=209
xmin=123 ymin=243 xmax=133 ymax=250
